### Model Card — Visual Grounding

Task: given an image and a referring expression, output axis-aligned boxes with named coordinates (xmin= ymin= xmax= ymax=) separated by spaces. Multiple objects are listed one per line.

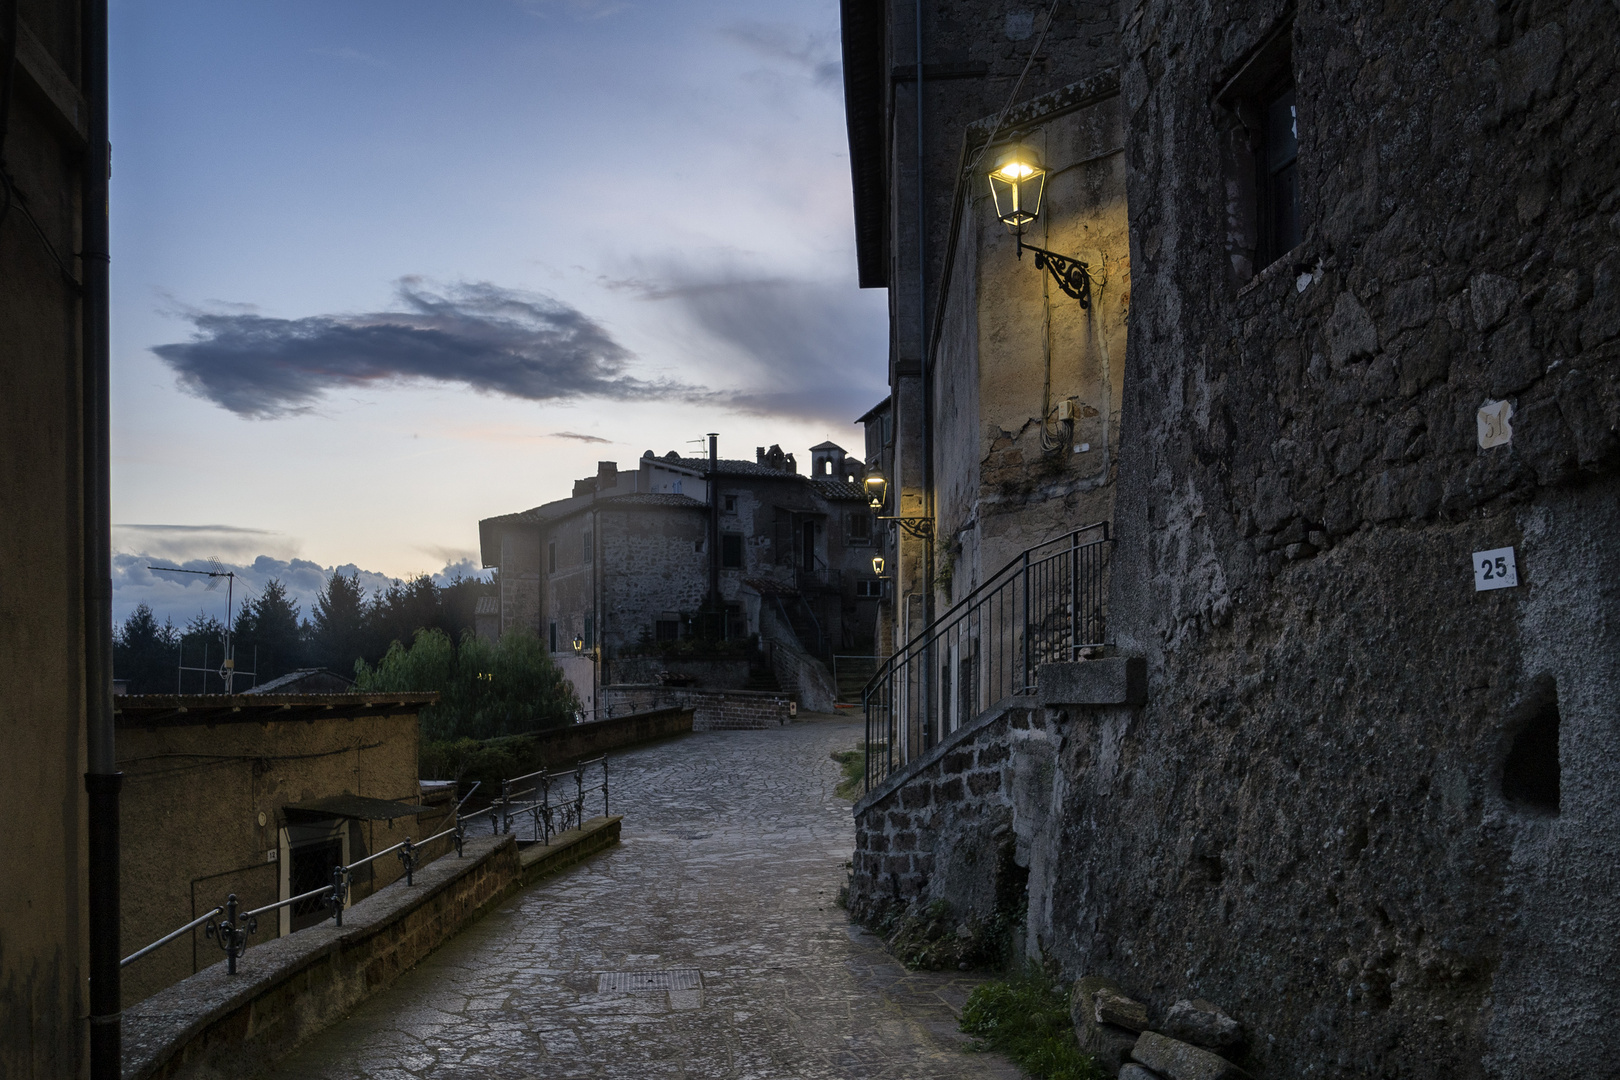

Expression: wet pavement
xmin=261 ymin=712 xmax=1021 ymax=1080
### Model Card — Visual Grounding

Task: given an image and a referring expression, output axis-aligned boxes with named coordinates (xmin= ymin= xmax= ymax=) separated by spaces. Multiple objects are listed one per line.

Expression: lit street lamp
xmin=988 ymin=141 xmax=1095 ymax=308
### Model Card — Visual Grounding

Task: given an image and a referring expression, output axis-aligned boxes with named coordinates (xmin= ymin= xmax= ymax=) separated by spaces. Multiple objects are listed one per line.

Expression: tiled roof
xmin=597 ymin=493 xmax=706 ymax=508
xmin=664 ymin=457 xmax=801 ymax=478
xmin=810 ymin=480 xmax=867 ymax=501
xmin=480 ymin=492 xmax=594 ymax=527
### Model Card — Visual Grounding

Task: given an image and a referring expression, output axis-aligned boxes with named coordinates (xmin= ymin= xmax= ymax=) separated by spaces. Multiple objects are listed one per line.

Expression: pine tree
xmin=311 ymin=571 xmax=368 ymax=676
xmin=113 ymin=604 xmax=179 ymax=694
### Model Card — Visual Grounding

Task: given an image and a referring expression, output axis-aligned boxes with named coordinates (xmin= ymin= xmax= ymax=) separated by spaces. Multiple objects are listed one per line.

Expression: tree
xmin=310 ymin=571 xmax=368 ymax=675
xmin=366 ymin=574 xmax=444 ymax=661
xmin=113 ymin=604 xmax=178 ymax=694
xmin=234 ymin=579 xmax=304 ymax=682
xmin=178 ymin=612 xmax=227 ymax=693
xmin=355 ymin=627 xmax=579 ymax=741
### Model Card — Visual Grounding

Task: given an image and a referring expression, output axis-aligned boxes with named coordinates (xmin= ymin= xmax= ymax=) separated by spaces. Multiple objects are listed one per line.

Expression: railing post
xmin=601 ymin=758 xmax=610 ymax=818
xmin=1021 ymin=550 xmax=1032 ymax=692
xmin=204 ymin=893 xmax=256 ymax=975
xmin=1071 ymin=532 xmax=1080 ymax=660
xmin=398 ymin=837 xmax=417 ymax=886
xmin=327 ymin=865 xmax=349 ymax=926
xmin=501 ymin=778 xmax=512 ymax=834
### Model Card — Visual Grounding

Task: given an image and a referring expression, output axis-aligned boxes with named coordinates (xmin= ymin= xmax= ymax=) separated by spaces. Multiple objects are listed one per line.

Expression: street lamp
xmin=872 ymin=556 xmax=885 ymax=576
xmin=987 ymin=141 xmax=1095 ymax=308
xmin=572 ymin=633 xmax=585 ymax=657
xmin=864 ymin=469 xmax=887 ymax=511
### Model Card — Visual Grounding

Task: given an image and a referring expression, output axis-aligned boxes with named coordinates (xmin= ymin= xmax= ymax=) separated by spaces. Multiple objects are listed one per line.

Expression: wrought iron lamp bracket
xmin=880 ymin=516 xmax=935 ymax=541
xmin=1016 ymin=233 xmax=1093 ymax=309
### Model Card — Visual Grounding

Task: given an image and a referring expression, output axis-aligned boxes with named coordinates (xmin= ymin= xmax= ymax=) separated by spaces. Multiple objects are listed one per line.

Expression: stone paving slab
xmin=260 ymin=714 xmax=1021 ymax=1079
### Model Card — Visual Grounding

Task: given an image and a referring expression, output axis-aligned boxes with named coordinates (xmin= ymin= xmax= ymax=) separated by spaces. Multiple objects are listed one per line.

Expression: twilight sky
xmin=108 ymin=0 xmax=886 ymax=629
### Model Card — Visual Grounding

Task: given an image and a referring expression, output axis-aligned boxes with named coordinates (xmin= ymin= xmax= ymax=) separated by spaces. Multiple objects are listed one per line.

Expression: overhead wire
xmin=965 ymin=0 xmax=1065 ymax=177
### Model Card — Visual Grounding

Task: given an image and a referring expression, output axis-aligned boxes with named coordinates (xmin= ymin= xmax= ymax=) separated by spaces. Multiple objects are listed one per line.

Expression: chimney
xmin=756 ymin=446 xmax=767 ymax=464
xmin=785 ymin=453 xmax=797 ymax=474
xmin=572 ymin=478 xmax=594 ymax=497
xmin=597 ymin=461 xmax=618 ymax=492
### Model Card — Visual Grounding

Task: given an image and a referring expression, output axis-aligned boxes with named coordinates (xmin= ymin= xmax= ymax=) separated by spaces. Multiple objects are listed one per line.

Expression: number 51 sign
xmin=1474 ymin=546 xmax=1519 ymax=591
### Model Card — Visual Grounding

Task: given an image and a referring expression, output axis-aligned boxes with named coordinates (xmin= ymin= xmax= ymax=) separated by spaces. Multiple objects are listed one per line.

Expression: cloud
xmin=113 ymin=523 xmax=299 ymax=563
xmin=113 ymin=549 xmax=490 ymax=631
xmin=722 ymin=22 xmax=841 ymax=88
xmin=551 ymin=431 xmax=612 ymax=443
xmin=624 ymin=267 xmax=888 ymax=425
xmin=153 ymin=279 xmax=708 ymax=419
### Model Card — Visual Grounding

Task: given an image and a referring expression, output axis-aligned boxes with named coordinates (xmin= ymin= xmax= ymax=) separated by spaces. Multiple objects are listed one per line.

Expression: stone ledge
xmin=123 ymin=833 xmax=523 ymax=1080
xmin=1037 ymin=657 xmax=1147 ymax=707
xmin=520 ymin=815 xmax=623 ymax=884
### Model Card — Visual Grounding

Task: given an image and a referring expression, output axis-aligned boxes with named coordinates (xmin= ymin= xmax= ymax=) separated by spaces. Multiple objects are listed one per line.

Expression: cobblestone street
xmin=262 ymin=714 xmax=1020 ymax=1080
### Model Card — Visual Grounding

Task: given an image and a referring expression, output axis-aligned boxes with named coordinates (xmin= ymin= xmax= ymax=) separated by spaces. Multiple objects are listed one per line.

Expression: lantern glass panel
xmin=988 ymin=153 xmax=1046 ymax=229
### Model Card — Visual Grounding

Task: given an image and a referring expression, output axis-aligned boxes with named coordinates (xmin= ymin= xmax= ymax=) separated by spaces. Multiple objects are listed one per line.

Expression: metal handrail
xmin=863 ymin=522 xmax=1112 ymax=791
xmin=120 ymin=907 xmax=222 ymax=968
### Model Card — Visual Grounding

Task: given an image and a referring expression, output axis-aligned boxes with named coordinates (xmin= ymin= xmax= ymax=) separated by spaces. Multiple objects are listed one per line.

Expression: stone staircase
xmin=832 ymin=655 xmax=879 ymax=703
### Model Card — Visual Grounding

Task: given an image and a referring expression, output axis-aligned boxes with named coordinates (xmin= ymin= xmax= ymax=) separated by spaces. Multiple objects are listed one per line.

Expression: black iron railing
xmin=863 ymin=523 xmax=1111 ymax=791
xmin=498 ymin=756 xmax=609 ymax=844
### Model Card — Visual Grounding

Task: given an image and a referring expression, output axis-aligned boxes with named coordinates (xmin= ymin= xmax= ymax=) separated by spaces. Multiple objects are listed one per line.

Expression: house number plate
xmin=1473 ymin=546 xmax=1519 ymax=591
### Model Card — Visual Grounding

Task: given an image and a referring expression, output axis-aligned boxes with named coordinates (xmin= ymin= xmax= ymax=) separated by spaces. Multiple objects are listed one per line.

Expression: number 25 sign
xmin=1473 ymin=546 xmax=1519 ymax=591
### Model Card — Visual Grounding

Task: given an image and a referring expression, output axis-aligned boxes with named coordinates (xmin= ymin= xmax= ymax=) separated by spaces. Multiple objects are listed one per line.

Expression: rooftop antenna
xmin=148 ymin=558 xmax=243 ymax=693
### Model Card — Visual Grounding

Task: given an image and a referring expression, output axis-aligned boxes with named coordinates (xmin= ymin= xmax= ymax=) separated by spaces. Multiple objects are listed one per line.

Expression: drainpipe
xmin=707 ymin=433 xmax=720 ymax=636
xmin=914 ymin=0 xmax=937 ymax=744
xmin=82 ymin=0 xmax=122 ymax=1075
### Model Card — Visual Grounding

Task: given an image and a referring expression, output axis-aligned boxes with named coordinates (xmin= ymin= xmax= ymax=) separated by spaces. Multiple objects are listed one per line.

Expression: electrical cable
xmin=966 ymin=0 xmax=1064 ymax=176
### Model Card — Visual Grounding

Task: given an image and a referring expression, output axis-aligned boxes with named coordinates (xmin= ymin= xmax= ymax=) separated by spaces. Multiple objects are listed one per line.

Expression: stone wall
xmin=600 ymin=688 xmax=793 ymax=730
xmin=1062 ymin=1 xmax=1620 ymax=1076
xmin=525 ymin=707 xmax=693 ymax=764
xmin=850 ymin=699 xmax=1064 ymax=945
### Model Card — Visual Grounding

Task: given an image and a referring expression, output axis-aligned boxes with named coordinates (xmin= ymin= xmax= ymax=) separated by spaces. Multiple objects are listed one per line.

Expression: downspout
xmin=82 ymin=0 xmax=121 ymax=1075
xmin=915 ymin=0 xmax=936 ymax=744
xmin=707 ymin=433 xmax=720 ymax=635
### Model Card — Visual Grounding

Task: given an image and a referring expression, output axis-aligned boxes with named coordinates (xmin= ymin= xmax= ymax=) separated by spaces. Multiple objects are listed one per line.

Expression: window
xmin=721 ymin=533 xmax=744 ymax=568
xmin=1217 ymin=17 xmax=1301 ymax=281
xmin=582 ymin=527 xmax=593 ymax=564
xmin=548 ymin=540 xmax=556 ymax=574
xmin=583 ymin=616 xmax=594 ymax=650
xmin=802 ymin=520 xmax=816 ymax=571
xmin=549 ymin=621 xmax=557 ymax=653
xmin=723 ymin=494 xmax=737 ymax=513
xmin=1255 ymin=81 xmax=1300 ymax=269
xmin=856 ymin=579 xmax=883 ymax=598
xmin=847 ymin=512 xmax=873 ymax=546
xmin=654 ymin=619 xmax=679 ymax=642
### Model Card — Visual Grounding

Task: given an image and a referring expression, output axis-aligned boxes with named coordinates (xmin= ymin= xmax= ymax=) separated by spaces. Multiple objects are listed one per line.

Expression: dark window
xmin=288 ymin=833 xmax=343 ymax=932
xmin=723 ymin=494 xmax=737 ymax=513
xmin=847 ymin=512 xmax=872 ymax=545
xmin=583 ymin=616 xmax=594 ymax=650
xmin=1255 ymin=81 xmax=1300 ymax=270
xmin=654 ymin=619 xmax=679 ymax=641
xmin=802 ymin=520 xmax=817 ymax=571
xmin=856 ymin=579 xmax=883 ymax=598
xmin=547 ymin=540 xmax=556 ymax=574
xmin=582 ymin=528 xmax=593 ymax=564
xmin=549 ymin=622 xmax=557 ymax=652
xmin=721 ymin=533 xmax=744 ymax=568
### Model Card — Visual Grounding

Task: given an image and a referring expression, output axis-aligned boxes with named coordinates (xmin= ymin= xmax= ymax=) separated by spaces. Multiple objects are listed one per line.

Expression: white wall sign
xmin=1473 ymin=546 xmax=1519 ymax=591
xmin=1478 ymin=399 xmax=1514 ymax=449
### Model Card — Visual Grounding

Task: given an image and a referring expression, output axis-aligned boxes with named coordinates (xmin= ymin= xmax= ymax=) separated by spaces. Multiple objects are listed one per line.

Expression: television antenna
xmin=148 ymin=559 xmax=249 ymax=694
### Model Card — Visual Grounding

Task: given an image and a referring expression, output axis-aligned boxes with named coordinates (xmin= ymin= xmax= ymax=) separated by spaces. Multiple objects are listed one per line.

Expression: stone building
xmin=842 ymin=1 xmax=1620 ymax=1077
xmin=478 ymin=442 xmax=883 ymax=712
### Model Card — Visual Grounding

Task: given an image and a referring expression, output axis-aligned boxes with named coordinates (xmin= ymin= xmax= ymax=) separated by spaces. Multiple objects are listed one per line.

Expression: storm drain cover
xmin=598 ymin=969 xmax=702 ymax=992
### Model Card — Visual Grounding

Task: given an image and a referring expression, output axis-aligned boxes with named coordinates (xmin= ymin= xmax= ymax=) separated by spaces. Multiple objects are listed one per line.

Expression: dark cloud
xmin=551 ymin=431 xmax=613 ymax=443
xmin=722 ymin=22 xmax=841 ymax=88
xmin=629 ymin=270 xmax=887 ymax=426
xmin=154 ymin=279 xmax=706 ymax=419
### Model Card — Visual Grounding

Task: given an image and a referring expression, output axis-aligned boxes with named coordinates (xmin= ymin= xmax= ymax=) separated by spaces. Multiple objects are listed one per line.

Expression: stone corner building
xmin=840 ymin=0 xmax=1620 ymax=1076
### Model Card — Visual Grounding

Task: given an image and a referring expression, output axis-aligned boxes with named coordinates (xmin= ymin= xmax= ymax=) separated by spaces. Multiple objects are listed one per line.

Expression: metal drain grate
xmin=598 ymin=969 xmax=702 ymax=992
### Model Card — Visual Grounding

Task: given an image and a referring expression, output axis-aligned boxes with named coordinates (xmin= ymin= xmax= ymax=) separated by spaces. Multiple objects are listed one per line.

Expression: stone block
xmin=1132 ymin=1031 xmax=1253 ymax=1080
xmin=1094 ymin=986 xmax=1151 ymax=1032
xmin=1162 ymin=999 xmax=1244 ymax=1052
xmin=1037 ymin=657 xmax=1147 ymax=707
xmin=899 ymin=782 xmax=933 ymax=810
xmin=967 ymin=771 xmax=1001 ymax=796
xmin=940 ymin=778 xmax=964 ymax=801
xmin=943 ymin=751 xmax=974 ymax=774
xmin=977 ymin=742 xmax=1011 ymax=766
xmin=1120 ymin=1066 xmax=1164 ymax=1080
xmin=1072 ymin=976 xmax=1140 ymax=1073
xmin=886 ymin=811 xmax=912 ymax=831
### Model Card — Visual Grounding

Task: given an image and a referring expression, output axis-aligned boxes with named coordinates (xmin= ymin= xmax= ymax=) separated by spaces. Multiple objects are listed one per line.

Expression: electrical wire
xmin=966 ymin=0 xmax=1065 ymax=176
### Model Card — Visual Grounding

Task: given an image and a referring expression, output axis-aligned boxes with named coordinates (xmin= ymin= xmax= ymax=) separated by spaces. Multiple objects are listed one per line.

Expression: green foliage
xmin=960 ymin=968 xmax=1103 ymax=1080
xmin=355 ymin=627 xmax=581 ymax=741
xmin=113 ymin=603 xmax=179 ymax=693
xmin=419 ymin=734 xmax=548 ymax=788
xmin=309 ymin=570 xmax=368 ymax=674
xmin=830 ymin=745 xmax=867 ymax=799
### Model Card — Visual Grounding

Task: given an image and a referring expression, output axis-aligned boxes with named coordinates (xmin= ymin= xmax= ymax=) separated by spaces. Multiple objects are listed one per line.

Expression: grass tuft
xmin=960 ymin=967 xmax=1104 ymax=1080
xmin=830 ymin=745 xmax=867 ymax=799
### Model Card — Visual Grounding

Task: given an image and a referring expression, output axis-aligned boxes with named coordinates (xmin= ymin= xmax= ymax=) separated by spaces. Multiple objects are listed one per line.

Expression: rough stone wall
xmin=1041 ymin=1 xmax=1620 ymax=1076
xmin=685 ymin=690 xmax=795 ymax=731
xmin=850 ymin=702 xmax=1065 ymax=947
xmin=595 ymin=504 xmax=707 ymax=653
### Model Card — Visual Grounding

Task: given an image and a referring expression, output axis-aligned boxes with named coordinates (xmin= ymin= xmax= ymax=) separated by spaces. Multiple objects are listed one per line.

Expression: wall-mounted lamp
xmin=988 ymin=142 xmax=1095 ymax=309
xmin=572 ymin=634 xmax=585 ymax=657
xmin=864 ymin=469 xmax=887 ymax=511
xmin=872 ymin=556 xmax=885 ymax=576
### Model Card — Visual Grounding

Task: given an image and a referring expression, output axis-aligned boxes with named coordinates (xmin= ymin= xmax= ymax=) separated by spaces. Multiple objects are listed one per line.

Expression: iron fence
xmin=498 ymin=756 xmax=609 ymax=844
xmin=863 ymin=522 xmax=1111 ymax=791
